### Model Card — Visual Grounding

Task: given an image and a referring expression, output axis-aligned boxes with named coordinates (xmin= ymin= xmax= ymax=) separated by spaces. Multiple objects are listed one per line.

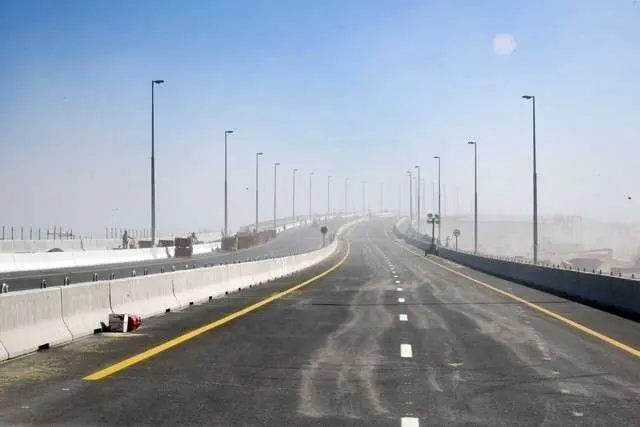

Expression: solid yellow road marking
xmin=84 ymin=242 xmax=351 ymax=381
xmin=393 ymin=238 xmax=640 ymax=359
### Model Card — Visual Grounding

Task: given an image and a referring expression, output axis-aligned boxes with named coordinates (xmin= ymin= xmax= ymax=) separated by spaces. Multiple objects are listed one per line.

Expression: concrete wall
xmin=393 ymin=222 xmax=640 ymax=319
xmin=0 ymin=217 xmax=364 ymax=361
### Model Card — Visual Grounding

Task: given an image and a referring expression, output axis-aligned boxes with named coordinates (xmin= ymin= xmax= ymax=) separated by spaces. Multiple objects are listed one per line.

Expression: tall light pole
xmin=421 ymin=179 xmax=426 ymax=216
xmin=327 ymin=175 xmax=332 ymax=217
xmin=292 ymin=168 xmax=298 ymax=221
xmin=255 ymin=152 xmax=263 ymax=233
xmin=415 ymin=165 xmax=421 ymax=233
xmin=522 ymin=94 xmax=538 ymax=263
xmin=380 ymin=182 xmax=383 ymax=213
xmin=150 ymin=79 xmax=164 ymax=246
xmin=468 ymin=141 xmax=478 ymax=253
xmin=434 ymin=156 xmax=441 ymax=242
xmin=344 ymin=177 xmax=349 ymax=215
xmin=406 ymin=170 xmax=413 ymax=226
xmin=224 ymin=130 xmax=234 ymax=238
xmin=362 ymin=180 xmax=367 ymax=215
xmin=309 ymin=172 xmax=315 ymax=220
xmin=273 ymin=162 xmax=280 ymax=229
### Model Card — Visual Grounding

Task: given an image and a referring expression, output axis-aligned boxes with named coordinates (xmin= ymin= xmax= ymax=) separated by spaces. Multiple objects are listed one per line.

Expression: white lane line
xmin=395 ymin=280 xmax=401 ymax=284
xmin=399 ymin=314 xmax=408 ymax=321
xmin=401 ymin=416 xmax=420 ymax=426
xmin=400 ymin=344 xmax=413 ymax=358
xmin=398 ymin=297 xmax=405 ymax=303
xmin=393 ymin=274 xmax=398 ymax=278
xmin=396 ymin=287 xmax=403 ymax=291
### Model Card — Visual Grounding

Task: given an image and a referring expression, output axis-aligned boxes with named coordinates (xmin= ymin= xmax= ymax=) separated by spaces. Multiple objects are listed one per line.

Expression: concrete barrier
xmin=0 ymin=217 xmax=311 ymax=274
xmin=172 ymin=267 xmax=231 ymax=306
xmin=61 ymin=281 xmax=112 ymax=338
xmin=0 ymin=339 xmax=7 ymax=361
xmin=0 ymin=216 xmax=365 ymax=361
xmin=0 ymin=253 xmax=16 ymax=273
xmin=438 ymin=247 xmax=640 ymax=318
xmin=0 ymin=287 xmax=72 ymax=358
xmin=393 ymin=223 xmax=640 ymax=319
xmin=109 ymin=274 xmax=179 ymax=318
xmin=192 ymin=242 xmax=221 ymax=255
xmin=11 ymin=252 xmax=77 ymax=272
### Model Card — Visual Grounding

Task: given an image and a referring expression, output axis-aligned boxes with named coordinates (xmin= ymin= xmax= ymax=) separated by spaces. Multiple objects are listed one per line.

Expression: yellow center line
xmin=84 ymin=241 xmax=351 ymax=381
xmin=392 ymin=237 xmax=640 ymax=359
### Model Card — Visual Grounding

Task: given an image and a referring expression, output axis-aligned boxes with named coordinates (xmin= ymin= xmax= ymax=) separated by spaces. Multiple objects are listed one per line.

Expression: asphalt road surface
xmin=0 ymin=219 xmax=638 ymax=426
xmin=1 ymin=217 xmax=349 ymax=292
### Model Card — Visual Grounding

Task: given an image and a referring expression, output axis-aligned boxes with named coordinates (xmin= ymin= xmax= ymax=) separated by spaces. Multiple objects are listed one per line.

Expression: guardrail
xmin=392 ymin=222 xmax=640 ymax=320
xmin=0 ymin=216 xmax=366 ymax=361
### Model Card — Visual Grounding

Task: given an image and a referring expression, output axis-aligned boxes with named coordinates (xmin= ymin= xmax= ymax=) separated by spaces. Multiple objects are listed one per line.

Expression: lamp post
xmin=150 ymin=79 xmax=164 ymax=245
xmin=344 ymin=177 xmax=349 ymax=215
xmin=309 ymin=172 xmax=315 ymax=220
xmin=427 ymin=213 xmax=440 ymax=246
xmin=273 ymin=162 xmax=280 ymax=229
xmin=434 ymin=156 xmax=441 ymax=242
xmin=327 ymin=175 xmax=332 ymax=218
xmin=406 ymin=170 xmax=413 ymax=226
xmin=415 ymin=165 xmax=421 ymax=233
xmin=224 ymin=130 xmax=234 ymax=238
xmin=522 ymin=94 xmax=538 ymax=263
xmin=255 ymin=152 xmax=263 ymax=233
xmin=292 ymin=168 xmax=298 ymax=221
xmin=362 ymin=180 xmax=367 ymax=215
xmin=468 ymin=141 xmax=478 ymax=253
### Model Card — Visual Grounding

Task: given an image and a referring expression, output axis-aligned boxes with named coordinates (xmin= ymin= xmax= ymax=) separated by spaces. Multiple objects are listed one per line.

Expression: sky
xmin=1 ymin=0 xmax=639 ymax=237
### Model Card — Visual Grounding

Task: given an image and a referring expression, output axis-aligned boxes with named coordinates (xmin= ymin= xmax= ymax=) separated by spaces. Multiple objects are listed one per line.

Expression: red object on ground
xmin=127 ymin=314 xmax=143 ymax=331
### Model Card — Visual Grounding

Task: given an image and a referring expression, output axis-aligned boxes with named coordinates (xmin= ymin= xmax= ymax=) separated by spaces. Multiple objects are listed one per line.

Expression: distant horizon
xmin=2 ymin=210 xmax=640 ymax=241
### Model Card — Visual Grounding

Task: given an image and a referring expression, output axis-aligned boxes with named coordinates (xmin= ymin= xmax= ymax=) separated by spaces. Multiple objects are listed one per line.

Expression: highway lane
xmin=0 ymin=219 xmax=637 ymax=425
xmin=0 ymin=217 xmax=349 ymax=292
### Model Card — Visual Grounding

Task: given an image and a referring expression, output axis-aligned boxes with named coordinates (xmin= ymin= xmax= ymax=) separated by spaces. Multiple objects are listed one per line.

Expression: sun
xmin=492 ymin=34 xmax=516 ymax=55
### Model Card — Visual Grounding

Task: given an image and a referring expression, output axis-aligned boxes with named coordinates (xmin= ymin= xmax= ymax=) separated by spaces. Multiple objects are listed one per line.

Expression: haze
xmin=1 ymin=1 xmax=639 ymax=255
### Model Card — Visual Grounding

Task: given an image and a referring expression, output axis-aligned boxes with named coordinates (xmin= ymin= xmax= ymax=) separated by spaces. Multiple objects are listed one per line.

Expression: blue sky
xmin=1 ymin=0 xmax=639 ymax=236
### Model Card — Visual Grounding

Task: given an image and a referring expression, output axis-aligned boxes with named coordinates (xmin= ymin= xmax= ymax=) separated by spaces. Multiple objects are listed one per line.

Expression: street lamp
xmin=433 ymin=156 xmax=441 ymax=242
xmin=379 ymin=182 xmax=383 ymax=213
xmin=415 ymin=165 xmax=421 ymax=233
xmin=522 ymin=94 xmax=538 ymax=263
xmin=406 ymin=170 xmax=413 ymax=226
xmin=224 ymin=130 xmax=234 ymax=238
xmin=273 ymin=162 xmax=280 ymax=230
xmin=309 ymin=172 xmax=315 ymax=220
xmin=344 ymin=178 xmax=350 ymax=215
xmin=292 ymin=168 xmax=298 ymax=221
xmin=467 ymin=141 xmax=478 ymax=253
xmin=327 ymin=175 xmax=332 ymax=218
xmin=427 ymin=213 xmax=441 ymax=247
xmin=255 ymin=152 xmax=263 ymax=233
xmin=362 ymin=180 xmax=367 ymax=215
xmin=150 ymin=79 xmax=164 ymax=246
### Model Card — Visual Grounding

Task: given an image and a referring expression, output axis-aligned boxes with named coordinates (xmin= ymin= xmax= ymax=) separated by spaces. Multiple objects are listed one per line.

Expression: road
xmin=0 ymin=219 xmax=638 ymax=425
xmin=0 ymin=217 xmax=349 ymax=292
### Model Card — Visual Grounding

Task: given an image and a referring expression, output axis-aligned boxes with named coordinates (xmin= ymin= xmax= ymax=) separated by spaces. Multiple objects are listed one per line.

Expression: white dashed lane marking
xmin=399 ymin=314 xmax=408 ymax=321
xmin=400 ymin=344 xmax=413 ymax=358
xmin=396 ymin=287 xmax=403 ymax=291
xmin=398 ymin=297 xmax=405 ymax=303
xmin=401 ymin=416 xmax=420 ymax=426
